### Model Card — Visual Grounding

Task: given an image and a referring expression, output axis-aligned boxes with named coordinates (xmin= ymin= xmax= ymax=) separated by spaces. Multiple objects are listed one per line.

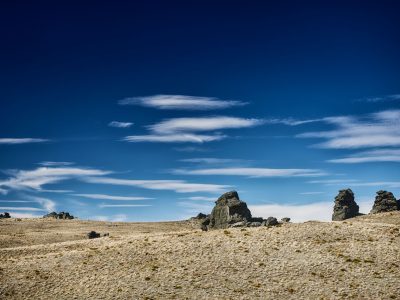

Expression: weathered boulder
xmin=43 ymin=211 xmax=74 ymax=219
xmin=200 ymin=217 xmax=210 ymax=231
xmin=332 ymin=189 xmax=359 ymax=221
xmin=262 ymin=217 xmax=279 ymax=226
xmin=87 ymin=231 xmax=101 ymax=239
xmin=208 ymin=191 xmax=252 ymax=229
xmin=281 ymin=217 xmax=291 ymax=223
xmin=370 ymin=190 xmax=398 ymax=214
xmin=0 ymin=212 xmax=11 ymax=219
xmin=247 ymin=222 xmax=262 ymax=227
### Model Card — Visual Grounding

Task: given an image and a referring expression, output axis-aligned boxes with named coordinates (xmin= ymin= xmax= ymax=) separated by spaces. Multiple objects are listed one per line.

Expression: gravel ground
xmin=0 ymin=212 xmax=399 ymax=299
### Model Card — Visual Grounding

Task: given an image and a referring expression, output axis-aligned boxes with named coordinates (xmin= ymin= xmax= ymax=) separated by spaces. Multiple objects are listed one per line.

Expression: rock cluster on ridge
xmin=332 ymin=189 xmax=359 ymax=221
xmin=208 ymin=191 xmax=252 ymax=229
xmin=0 ymin=212 xmax=11 ymax=219
xmin=370 ymin=190 xmax=399 ymax=214
xmin=43 ymin=211 xmax=74 ymax=219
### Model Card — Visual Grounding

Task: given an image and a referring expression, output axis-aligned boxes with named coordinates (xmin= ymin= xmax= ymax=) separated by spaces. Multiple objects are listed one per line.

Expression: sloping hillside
xmin=1 ymin=212 xmax=399 ymax=299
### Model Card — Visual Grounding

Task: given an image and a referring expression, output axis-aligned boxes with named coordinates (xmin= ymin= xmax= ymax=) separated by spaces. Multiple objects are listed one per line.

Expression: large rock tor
xmin=332 ymin=189 xmax=359 ymax=221
xmin=208 ymin=191 xmax=252 ymax=229
xmin=370 ymin=190 xmax=399 ymax=214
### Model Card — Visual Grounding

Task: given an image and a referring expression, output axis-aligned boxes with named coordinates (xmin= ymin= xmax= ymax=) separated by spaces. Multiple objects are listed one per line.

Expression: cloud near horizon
xmin=172 ymin=167 xmax=326 ymax=178
xmin=0 ymin=138 xmax=49 ymax=144
xmin=297 ymin=109 xmax=400 ymax=149
xmin=118 ymin=94 xmax=248 ymax=110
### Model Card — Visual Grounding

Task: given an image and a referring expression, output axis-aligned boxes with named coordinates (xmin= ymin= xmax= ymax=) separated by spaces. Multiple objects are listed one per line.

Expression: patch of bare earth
xmin=0 ymin=212 xmax=399 ymax=299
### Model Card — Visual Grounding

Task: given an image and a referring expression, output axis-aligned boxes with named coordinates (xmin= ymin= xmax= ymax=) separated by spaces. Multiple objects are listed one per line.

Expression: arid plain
xmin=1 ymin=212 xmax=400 ymax=299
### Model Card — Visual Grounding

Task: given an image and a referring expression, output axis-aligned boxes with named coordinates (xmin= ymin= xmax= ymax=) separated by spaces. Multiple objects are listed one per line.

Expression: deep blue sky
xmin=0 ymin=1 xmax=399 ymax=221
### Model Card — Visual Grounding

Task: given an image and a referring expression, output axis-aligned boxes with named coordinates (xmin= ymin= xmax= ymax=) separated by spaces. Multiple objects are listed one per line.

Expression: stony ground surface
xmin=1 ymin=212 xmax=399 ymax=299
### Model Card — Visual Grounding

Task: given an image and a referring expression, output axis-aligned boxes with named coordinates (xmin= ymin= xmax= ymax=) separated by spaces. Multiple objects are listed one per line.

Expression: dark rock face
xmin=208 ymin=191 xmax=252 ymax=229
xmin=43 ymin=211 xmax=74 ymax=219
xmin=0 ymin=212 xmax=11 ymax=219
xmin=370 ymin=190 xmax=398 ymax=214
xmin=332 ymin=189 xmax=359 ymax=221
xmin=87 ymin=231 xmax=101 ymax=239
xmin=263 ymin=217 xmax=279 ymax=226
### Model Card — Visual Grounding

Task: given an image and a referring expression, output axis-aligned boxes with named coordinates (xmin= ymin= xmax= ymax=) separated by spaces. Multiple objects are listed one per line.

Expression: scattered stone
xmin=103 ymin=233 xmax=109 ymax=237
xmin=332 ymin=189 xmax=359 ymax=221
xmin=0 ymin=212 xmax=11 ymax=219
xmin=262 ymin=217 xmax=279 ymax=226
xmin=229 ymin=221 xmax=246 ymax=228
xmin=43 ymin=211 xmax=74 ymax=219
xmin=87 ymin=231 xmax=101 ymax=239
xmin=200 ymin=217 xmax=210 ymax=231
xmin=281 ymin=217 xmax=291 ymax=223
xmin=208 ymin=191 xmax=252 ymax=229
xmin=247 ymin=222 xmax=262 ymax=227
xmin=370 ymin=190 xmax=399 ymax=214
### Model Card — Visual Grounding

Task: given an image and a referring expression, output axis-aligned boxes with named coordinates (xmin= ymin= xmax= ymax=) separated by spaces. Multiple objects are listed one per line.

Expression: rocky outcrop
xmin=0 ymin=212 xmax=11 ymax=219
xmin=332 ymin=189 xmax=359 ymax=221
xmin=262 ymin=217 xmax=279 ymax=226
xmin=43 ymin=211 xmax=74 ymax=219
xmin=370 ymin=190 xmax=398 ymax=214
xmin=208 ymin=191 xmax=252 ymax=229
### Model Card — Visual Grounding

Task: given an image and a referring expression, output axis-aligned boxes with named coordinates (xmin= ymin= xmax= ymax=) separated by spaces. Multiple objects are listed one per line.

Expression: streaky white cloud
xmin=299 ymin=192 xmax=325 ymax=195
xmin=180 ymin=196 xmax=217 ymax=201
xmin=73 ymin=193 xmax=152 ymax=201
xmin=83 ymin=177 xmax=230 ymax=193
xmin=177 ymin=201 xmax=213 ymax=215
xmin=180 ymin=157 xmax=248 ymax=164
xmin=98 ymin=204 xmax=151 ymax=208
xmin=172 ymin=167 xmax=326 ymax=178
xmin=0 ymin=138 xmax=49 ymax=144
xmin=308 ymin=179 xmax=400 ymax=188
xmin=265 ymin=118 xmax=323 ymax=126
xmin=328 ymin=149 xmax=400 ymax=163
xmin=149 ymin=116 xmax=264 ymax=134
xmin=123 ymin=133 xmax=225 ymax=143
xmin=118 ymin=94 xmax=248 ymax=110
xmin=41 ymin=189 xmax=74 ymax=193
xmin=356 ymin=94 xmax=400 ymax=103
xmin=0 ymin=200 xmax=34 ymax=203
xmin=0 ymin=167 xmax=111 ymax=194
xmin=250 ymin=199 xmax=373 ymax=223
xmin=92 ymin=214 xmax=129 ymax=222
xmin=38 ymin=161 xmax=74 ymax=166
xmin=109 ymin=121 xmax=134 ymax=128
xmin=297 ymin=110 xmax=400 ymax=149
xmin=0 ymin=206 xmax=46 ymax=211
xmin=27 ymin=196 xmax=56 ymax=212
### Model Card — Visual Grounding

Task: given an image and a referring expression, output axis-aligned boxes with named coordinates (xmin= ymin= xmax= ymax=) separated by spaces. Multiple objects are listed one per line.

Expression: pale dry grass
xmin=1 ymin=212 xmax=399 ymax=299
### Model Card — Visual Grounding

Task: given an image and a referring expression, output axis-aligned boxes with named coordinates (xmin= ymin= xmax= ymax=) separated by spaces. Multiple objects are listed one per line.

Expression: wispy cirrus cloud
xmin=265 ymin=118 xmax=323 ymax=126
xmin=0 ymin=167 xmax=111 ymax=194
xmin=38 ymin=161 xmax=74 ymax=167
xmin=0 ymin=206 xmax=46 ymax=211
xmin=180 ymin=196 xmax=217 ymax=201
xmin=108 ymin=121 xmax=134 ymax=128
xmin=356 ymin=94 xmax=400 ymax=103
xmin=149 ymin=116 xmax=264 ymax=134
xmin=123 ymin=133 xmax=225 ymax=143
xmin=172 ymin=167 xmax=326 ymax=178
xmin=0 ymin=138 xmax=49 ymax=144
xmin=98 ymin=204 xmax=151 ymax=208
xmin=118 ymin=94 xmax=248 ymax=110
xmin=308 ymin=179 xmax=400 ymax=188
xmin=179 ymin=157 xmax=249 ymax=164
xmin=73 ymin=193 xmax=152 ymax=201
xmin=82 ymin=177 xmax=230 ymax=193
xmin=297 ymin=110 xmax=400 ymax=149
xmin=328 ymin=149 xmax=400 ymax=163
xmin=123 ymin=116 xmax=264 ymax=144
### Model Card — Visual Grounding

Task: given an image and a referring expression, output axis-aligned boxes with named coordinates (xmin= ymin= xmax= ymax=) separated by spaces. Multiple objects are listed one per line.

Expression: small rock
xmin=0 ymin=212 xmax=11 ymax=219
xmin=281 ymin=217 xmax=291 ymax=223
xmin=229 ymin=221 xmax=246 ymax=228
xmin=247 ymin=222 xmax=262 ymax=227
xmin=87 ymin=231 xmax=101 ymax=239
xmin=263 ymin=217 xmax=279 ymax=226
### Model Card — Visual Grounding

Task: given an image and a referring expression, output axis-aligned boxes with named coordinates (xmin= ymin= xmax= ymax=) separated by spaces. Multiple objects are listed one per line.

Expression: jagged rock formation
xmin=370 ymin=190 xmax=399 ymax=214
xmin=43 ymin=212 xmax=74 ymax=219
xmin=208 ymin=191 xmax=252 ymax=229
xmin=332 ymin=189 xmax=359 ymax=221
xmin=0 ymin=212 xmax=11 ymax=219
